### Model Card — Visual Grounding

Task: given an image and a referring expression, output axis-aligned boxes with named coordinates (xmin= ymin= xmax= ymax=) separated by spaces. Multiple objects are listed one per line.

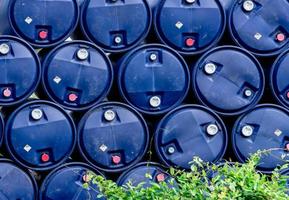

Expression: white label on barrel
xmin=24 ymin=144 xmax=32 ymax=152
xmin=99 ymin=144 xmax=108 ymax=152
xmin=53 ymin=76 xmax=62 ymax=84
xmin=254 ymin=33 xmax=262 ymax=40
xmin=25 ymin=17 xmax=33 ymax=24
xmin=274 ymin=129 xmax=282 ymax=136
xmin=175 ymin=21 xmax=183 ymax=29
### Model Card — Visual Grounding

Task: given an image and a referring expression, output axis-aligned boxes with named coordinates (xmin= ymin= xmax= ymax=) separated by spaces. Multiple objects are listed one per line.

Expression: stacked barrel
xmin=0 ymin=0 xmax=289 ymax=199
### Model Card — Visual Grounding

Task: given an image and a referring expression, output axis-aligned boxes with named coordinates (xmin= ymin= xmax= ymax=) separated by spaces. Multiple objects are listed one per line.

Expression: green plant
xmin=85 ymin=150 xmax=289 ymax=200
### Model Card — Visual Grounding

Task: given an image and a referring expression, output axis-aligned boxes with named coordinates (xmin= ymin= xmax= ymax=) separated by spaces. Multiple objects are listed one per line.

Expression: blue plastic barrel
xmin=42 ymin=41 xmax=113 ymax=111
xmin=271 ymin=49 xmax=289 ymax=110
xmin=0 ymin=35 xmax=41 ymax=106
xmin=118 ymin=44 xmax=190 ymax=115
xmin=2 ymin=0 xmax=79 ymax=48
xmin=154 ymin=105 xmax=227 ymax=170
xmin=39 ymin=162 xmax=105 ymax=200
xmin=5 ymin=100 xmax=76 ymax=171
xmin=154 ymin=0 xmax=226 ymax=55
xmin=117 ymin=162 xmax=177 ymax=188
xmin=78 ymin=102 xmax=149 ymax=173
xmin=192 ymin=46 xmax=264 ymax=116
xmin=232 ymin=104 xmax=289 ymax=173
xmin=229 ymin=0 xmax=289 ymax=56
xmin=80 ymin=0 xmax=151 ymax=53
xmin=0 ymin=159 xmax=38 ymax=200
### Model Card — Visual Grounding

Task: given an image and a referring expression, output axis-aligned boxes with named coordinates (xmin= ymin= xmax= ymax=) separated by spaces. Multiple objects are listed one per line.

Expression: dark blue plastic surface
xmin=117 ymin=162 xmax=176 ymax=188
xmin=78 ymin=102 xmax=149 ymax=172
xmin=42 ymin=41 xmax=113 ymax=111
xmin=0 ymin=113 xmax=4 ymax=146
xmin=192 ymin=46 xmax=264 ymax=116
xmin=40 ymin=163 xmax=104 ymax=200
xmin=154 ymin=0 xmax=226 ymax=55
xmin=147 ymin=0 xmax=161 ymax=10
xmin=118 ymin=44 xmax=190 ymax=115
xmin=5 ymin=100 xmax=76 ymax=171
xmin=155 ymin=105 xmax=227 ymax=170
xmin=0 ymin=36 xmax=41 ymax=106
xmin=0 ymin=159 xmax=38 ymax=200
xmin=0 ymin=0 xmax=12 ymax=35
xmin=229 ymin=0 xmax=289 ymax=56
xmin=232 ymin=104 xmax=289 ymax=173
xmin=271 ymin=50 xmax=289 ymax=110
xmin=9 ymin=0 xmax=79 ymax=48
xmin=80 ymin=0 xmax=151 ymax=53
xmin=219 ymin=0 xmax=235 ymax=15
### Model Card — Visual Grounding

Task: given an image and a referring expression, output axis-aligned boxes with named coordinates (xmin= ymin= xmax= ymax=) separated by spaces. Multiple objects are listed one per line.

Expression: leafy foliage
xmin=86 ymin=151 xmax=289 ymax=200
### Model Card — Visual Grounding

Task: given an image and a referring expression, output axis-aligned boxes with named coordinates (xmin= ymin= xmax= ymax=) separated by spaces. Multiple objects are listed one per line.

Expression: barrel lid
xmin=154 ymin=0 xmax=226 ymax=55
xmin=78 ymin=102 xmax=149 ymax=172
xmin=0 ymin=159 xmax=38 ymax=200
xmin=118 ymin=44 xmax=190 ymax=115
xmin=229 ymin=0 xmax=289 ymax=56
xmin=42 ymin=41 xmax=113 ymax=111
xmin=192 ymin=46 xmax=264 ymax=116
xmin=0 ymin=35 xmax=40 ymax=106
xmin=5 ymin=100 xmax=76 ymax=171
xmin=117 ymin=162 xmax=176 ymax=188
xmin=40 ymin=162 xmax=104 ymax=200
xmin=81 ymin=0 xmax=151 ymax=53
xmin=155 ymin=105 xmax=227 ymax=170
xmin=271 ymin=50 xmax=289 ymax=109
xmin=9 ymin=0 xmax=79 ymax=48
xmin=232 ymin=104 xmax=289 ymax=173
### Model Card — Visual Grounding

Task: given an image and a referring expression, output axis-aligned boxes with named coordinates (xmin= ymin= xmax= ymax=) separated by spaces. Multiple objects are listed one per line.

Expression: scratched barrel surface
xmin=117 ymin=162 xmax=177 ymax=188
xmin=42 ymin=41 xmax=113 ymax=111
xmin=0 ymin=35 xmax=41 ymax=106
xmin=117 ymin=44 xmax=190 ymax=115
xmin=154 ymin=0 xmax=226 ymax=55
xmin=154 ymin=105 xmax=228 ymax=170
xmin=2 ymin=0 xmax=79 ymax=48
xmin=270 ymin=49 xmax=289 ymax=110
xmin=78 ymin=102 xmax=149 ymax=173
xmin=0 ymin=159 xmax=38 ymax=200
xmin=39 ymin=163 xmax=105 ymax=200
xmin=192 ymin=46 xmax=264 ymax=116
xmin=229 ymin=0 xmax=289 ymax=56
xmin=80 ymin=0 xmax=151 ymax=53
xmin=232 ymin=104 xmax=289 ymax=173
xmin=5 ymin=100 xmax=76 ymax=171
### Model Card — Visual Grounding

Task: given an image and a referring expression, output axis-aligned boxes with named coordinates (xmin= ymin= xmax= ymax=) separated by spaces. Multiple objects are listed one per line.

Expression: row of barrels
xmin=1 ymin=1 xmax=288 ymax=57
